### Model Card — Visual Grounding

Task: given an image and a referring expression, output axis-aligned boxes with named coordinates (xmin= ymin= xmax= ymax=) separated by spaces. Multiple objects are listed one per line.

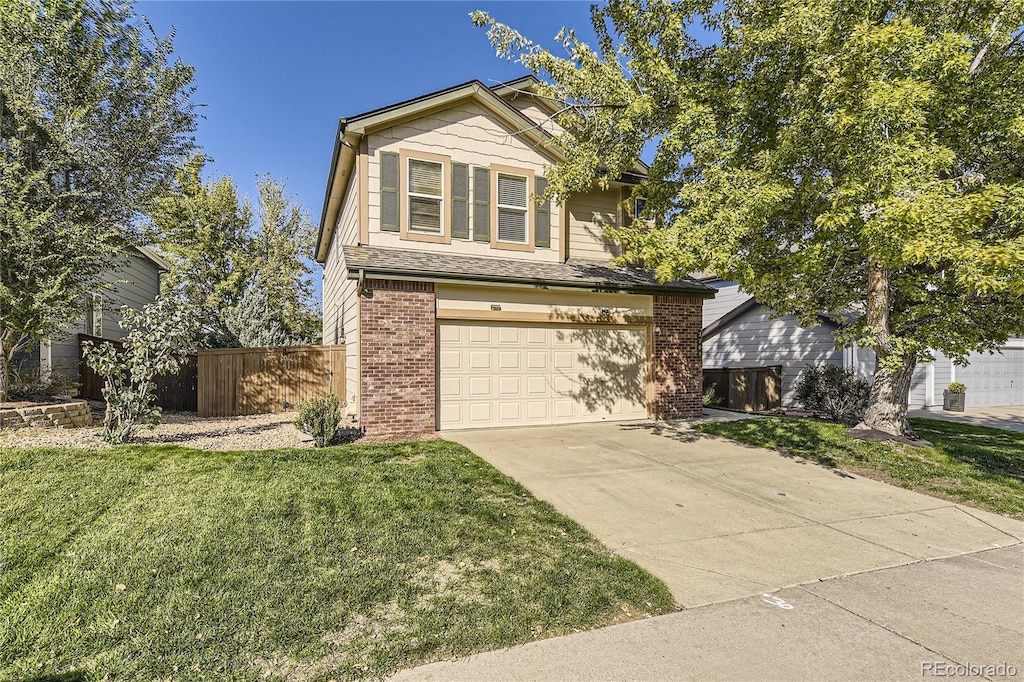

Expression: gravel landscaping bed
xmin=0 ymin=410 xmax=311 ymax=451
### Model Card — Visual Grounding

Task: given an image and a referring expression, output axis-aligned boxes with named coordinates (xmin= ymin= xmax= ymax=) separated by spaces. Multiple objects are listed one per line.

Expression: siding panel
xmin=365 ymin=101 xmax=562 ymax=260
xmin=566 ymin=189 xmax=621 ymax=261
xmin=702 ymin=282 xmax=752 ymax=328
xmin=321 ymin=159 xmax=361 ymax=417
xmin=703 ymin=306 xmax=842 ymax=406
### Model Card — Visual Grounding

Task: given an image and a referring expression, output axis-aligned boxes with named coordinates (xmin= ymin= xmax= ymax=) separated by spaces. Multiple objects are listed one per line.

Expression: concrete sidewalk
xmin=393 ymin=546 xmax=1023 ymax=681
xmin=911 ymin=405 xmax=1024 ymax=432
xmin=443 ymin=421 xmax=1022 ymax=607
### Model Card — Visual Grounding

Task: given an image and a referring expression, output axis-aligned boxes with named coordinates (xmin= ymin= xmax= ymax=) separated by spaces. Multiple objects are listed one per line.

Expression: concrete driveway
xmin=911 ymin=405 xmax=1024 ymax=432
xmin=444 ymin=420 xmax=1023 ymax=608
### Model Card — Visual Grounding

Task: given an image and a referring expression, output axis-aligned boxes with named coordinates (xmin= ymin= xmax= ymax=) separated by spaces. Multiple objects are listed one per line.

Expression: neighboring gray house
xmin=702 ymin=279 xmax=1024 ymax=409
xmin=21 ymin=246 xmax=169 ymax=382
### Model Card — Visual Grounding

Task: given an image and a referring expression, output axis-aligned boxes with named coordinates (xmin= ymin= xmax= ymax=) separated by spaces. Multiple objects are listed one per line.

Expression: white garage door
xmin=439 ymin=322 xmax=649 ymax=430
xmin=958 ymin=348 xmax=1024 ymax=407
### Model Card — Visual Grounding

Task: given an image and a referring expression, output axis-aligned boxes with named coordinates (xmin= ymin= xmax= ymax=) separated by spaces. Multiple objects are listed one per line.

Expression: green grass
xmin=696 ymin=417 xmax=1024 ymax=518
xmin=0 ymin=441 xmax=674 ymax=681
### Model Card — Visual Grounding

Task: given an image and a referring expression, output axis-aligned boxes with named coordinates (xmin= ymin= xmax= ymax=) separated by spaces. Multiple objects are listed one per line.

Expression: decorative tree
xmin=148 ymin=153 xmax=254 ymax=347
xmin=473 ymin=0 xmax=1024 ymax=438
xmin=149 ymin=164 xmax=320 ymax=347
xmin=0 ymin=0 xmax=197 ymax=400
xmin=223 ymin=280 xmax=294 ymax=348
xmin=82 ymin=297 xmax=196 ymax=444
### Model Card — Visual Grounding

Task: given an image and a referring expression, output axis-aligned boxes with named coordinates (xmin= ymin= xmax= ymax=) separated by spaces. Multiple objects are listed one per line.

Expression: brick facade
xmin=651 ymin=295 xmax=704 ymax=419
xmin=359 ymin=279 xmax=437 ymax=439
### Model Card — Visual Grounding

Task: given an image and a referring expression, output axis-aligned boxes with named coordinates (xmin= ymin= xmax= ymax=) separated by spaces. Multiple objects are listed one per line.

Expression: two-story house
xmin=316 ymin=76 xmax=713 ymax=439
xmin=15 ymin=245 xmax=168 ymax=384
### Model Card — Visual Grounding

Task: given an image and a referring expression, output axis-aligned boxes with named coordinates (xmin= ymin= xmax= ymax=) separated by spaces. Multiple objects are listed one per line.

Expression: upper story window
xmin=496 ymin=173 xmax=529 ymax=244
xmin=408 ymin=158 xmax=444 ymax=234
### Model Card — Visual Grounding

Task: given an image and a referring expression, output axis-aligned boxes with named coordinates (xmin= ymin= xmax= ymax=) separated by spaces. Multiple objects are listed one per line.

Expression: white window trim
xmin=407 ymin=157 xmax=445 ymax=236
xmin=496 ymin=172 xmax=529 ymax=245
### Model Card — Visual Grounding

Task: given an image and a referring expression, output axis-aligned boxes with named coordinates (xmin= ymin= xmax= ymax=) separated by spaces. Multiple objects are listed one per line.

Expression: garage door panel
xmin=958 ymin=348 xmax=1023 ymax=407
xmin=468 ymin=403 xmax=493 ymax=423
xmin=527 ymin=401 xmax=549 ymax=420
xmin=553 ymin=351 xmax=574 ymax=370
xmin=526 ymin=376 xmax=549 ymax=396
xmin=526 ymin=351 xmax=547 ymax=370
xmin=498 ymin=402 xmax=522 ymax=422
xmin=498 ymin=376 xmax=521 ymax=395
xmin=468 ymin=351 xmax=491 ymax=370
xmin=468 ymin=377 xmax=492 ymax=397
xmin=439 ymin=377 xmax=462 ymax=398
xmin=498 ymin=351 xmax=520 ymax=370
xmin=440 ymin=322 xmax=648 ymax=429
xmin=439 ymin=403 xmax=462 ymax=425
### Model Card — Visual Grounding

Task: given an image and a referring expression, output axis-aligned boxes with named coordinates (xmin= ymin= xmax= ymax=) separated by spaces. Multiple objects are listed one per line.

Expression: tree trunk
xmin=854 ymin=259 xmax=919 ymax=439
xmin=0 ymin=343 xmax=9 ymax=403
xmin=859 ymin=354 xmax=918 ymax=438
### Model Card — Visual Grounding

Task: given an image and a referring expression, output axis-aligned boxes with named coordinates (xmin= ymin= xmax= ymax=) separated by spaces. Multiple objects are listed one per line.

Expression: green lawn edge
xmin=0 ymin=440 xmax=674 ymax=681
xmin=696 ymin=416 xmax=1024 ymax=519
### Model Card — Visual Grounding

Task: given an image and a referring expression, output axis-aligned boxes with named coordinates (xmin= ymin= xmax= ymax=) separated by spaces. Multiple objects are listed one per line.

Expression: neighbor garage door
xmin=439 ymin=322 xmax=649 ymax=429
xmin=958 ymin=348 xmax=1024 ymax=407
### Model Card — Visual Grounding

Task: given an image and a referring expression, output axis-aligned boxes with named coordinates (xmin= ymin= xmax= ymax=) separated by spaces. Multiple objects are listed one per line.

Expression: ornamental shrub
xmin=82 ymin=297 xmax=196 ymax=444
xmin=295 ymin=394 xmax=342 ymax=448
xmin=794 ymin=364 xmax=870 ymax=425
xmin=947 ymin=382 xmax=966 ymax=393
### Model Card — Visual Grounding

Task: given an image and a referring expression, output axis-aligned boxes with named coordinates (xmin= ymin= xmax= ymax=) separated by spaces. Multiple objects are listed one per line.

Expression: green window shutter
xmin=535 ymin=176 xmax=550 ymax=248
xmin=451 ymin=162 xmax=469 ymax=239
xmin=472 ymin=167 xmax=490 ymax=242
xmin=380 ymin=151 xmax=400 ymax=232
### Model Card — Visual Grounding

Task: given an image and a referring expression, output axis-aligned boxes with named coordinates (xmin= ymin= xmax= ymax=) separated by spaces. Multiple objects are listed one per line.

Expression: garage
xmin=957 ymin=347 xmax=1024 ymax=408
xmin=438 ymin=321 xmax=649 ymax=430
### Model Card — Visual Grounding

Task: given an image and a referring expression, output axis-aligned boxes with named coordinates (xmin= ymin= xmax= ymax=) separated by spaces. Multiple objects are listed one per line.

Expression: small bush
xmin=702 ymin=384 xmax=721 ymax=407
xmin=947 ymin=382 xmax=966 ymax=393
xmin=794 ymin=364 xmax=870 ymax=425
xmin=7 ymin=364 xmax=78 ymax=402
xmin=82 ymin=297 xmax=196 ymax=444
xmin=295 ymin=394 xmax=342 ymax=447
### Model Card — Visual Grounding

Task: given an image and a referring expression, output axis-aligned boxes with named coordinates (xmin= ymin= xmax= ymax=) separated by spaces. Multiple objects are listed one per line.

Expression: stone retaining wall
xmin=0 ymin=401 xmax=93 ymax=429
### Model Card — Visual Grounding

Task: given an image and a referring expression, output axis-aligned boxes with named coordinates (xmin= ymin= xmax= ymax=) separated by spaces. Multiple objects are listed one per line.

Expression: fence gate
xmin=197 ymin=345 xmax=345 ymax=417
xmin=703 ymin=365 xmax=782 ymax=412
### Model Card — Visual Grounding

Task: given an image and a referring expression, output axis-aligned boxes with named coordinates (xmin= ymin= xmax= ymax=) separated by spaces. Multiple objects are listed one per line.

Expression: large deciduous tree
xmin=0 ymin=0 xmax=196 ymax=401
xmin=474 ymin=0 xmax=1024 ymax=438
xmin=149 ymin=158 xmax=319 ymax=347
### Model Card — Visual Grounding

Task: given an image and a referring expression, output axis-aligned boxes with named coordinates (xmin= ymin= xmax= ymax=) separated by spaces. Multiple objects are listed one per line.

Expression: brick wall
xmin=651 ymin=295 xmax=704 ymax=419
xmin=359 ymin=279 xmax=437 ymax=439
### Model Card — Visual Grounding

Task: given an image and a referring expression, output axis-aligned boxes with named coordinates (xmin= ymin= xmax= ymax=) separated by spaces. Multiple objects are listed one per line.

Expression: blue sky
xmin=139 ymin=1 xmax=605 ymax=300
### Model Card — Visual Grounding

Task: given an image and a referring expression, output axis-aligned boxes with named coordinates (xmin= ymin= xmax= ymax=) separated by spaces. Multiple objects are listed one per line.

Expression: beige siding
xmin=49 ymin=250 xmax=163 ymax=380
xmin=321 ymin=163 xmax=361 ymax=416
xmin=365 ymin=101 xmax=561 ymax=260
xmin=436 ymin=284 xmax=651 ymax=319
xmin=566 ymin=189 xmax=621 ymax=261
xmin=504 ymin=98 xmax=564 ymax=136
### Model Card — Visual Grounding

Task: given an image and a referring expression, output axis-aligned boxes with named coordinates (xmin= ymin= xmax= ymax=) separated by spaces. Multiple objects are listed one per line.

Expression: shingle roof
xmin=342 ymin=245 xmax=714 ymax=297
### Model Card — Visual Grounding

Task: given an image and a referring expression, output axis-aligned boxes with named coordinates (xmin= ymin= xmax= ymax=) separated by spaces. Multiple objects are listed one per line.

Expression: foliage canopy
xmin=475 ymin=0 xmax=1024 ymax=436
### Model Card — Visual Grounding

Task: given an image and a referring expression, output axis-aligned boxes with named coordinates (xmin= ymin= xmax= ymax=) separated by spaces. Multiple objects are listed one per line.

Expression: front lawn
xmin=0 ymin=441 xmax=673 ymax=681
xmin=697 ymin=417 xmax=1024 ymax=519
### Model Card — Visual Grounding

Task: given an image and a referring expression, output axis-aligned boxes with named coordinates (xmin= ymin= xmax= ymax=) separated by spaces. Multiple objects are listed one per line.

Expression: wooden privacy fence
xmin=198 ymin=345 xmax=345 ymax=417
xmin=78 ymin=334 xmax=198 ymax=412
xmin=703 ymin=365 xmax=783 ymax=412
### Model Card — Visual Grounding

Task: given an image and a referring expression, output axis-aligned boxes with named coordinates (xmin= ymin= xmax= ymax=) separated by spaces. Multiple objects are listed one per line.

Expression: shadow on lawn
xmin=24 ymin=674 xmax=89 ymax=682
xmin=911 ymin=418 xmax=1024 ymax=482
xmin=696 ymin=417 xmax=861 ymax=479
